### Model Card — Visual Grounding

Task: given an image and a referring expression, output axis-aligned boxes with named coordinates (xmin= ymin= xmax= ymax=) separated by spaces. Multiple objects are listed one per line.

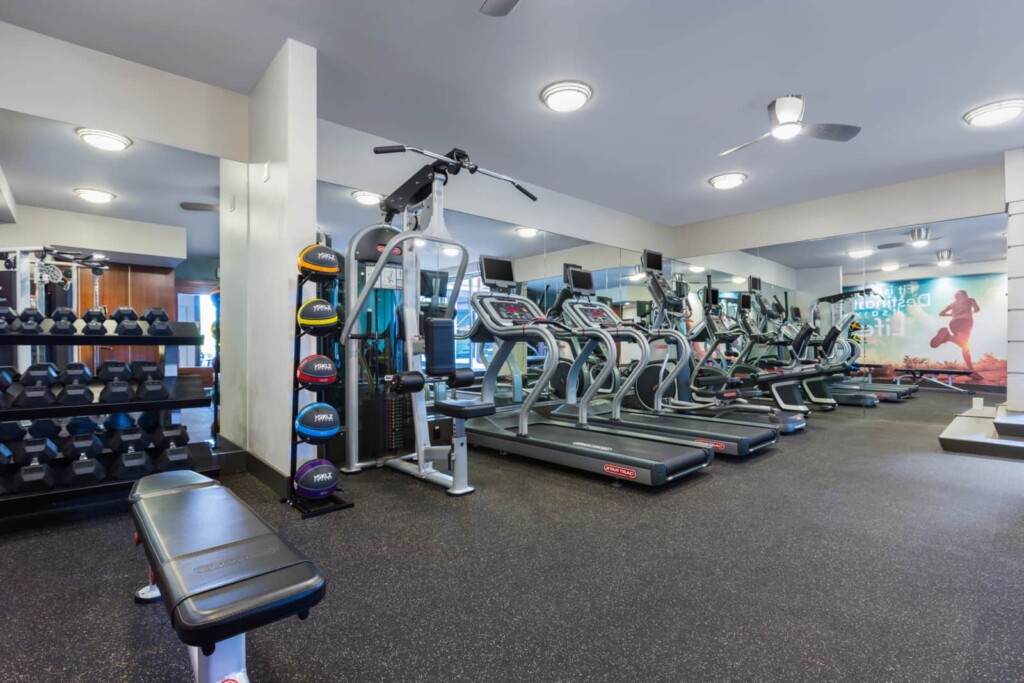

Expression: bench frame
xmin=895 ymin=368 xmax=976 ymax=394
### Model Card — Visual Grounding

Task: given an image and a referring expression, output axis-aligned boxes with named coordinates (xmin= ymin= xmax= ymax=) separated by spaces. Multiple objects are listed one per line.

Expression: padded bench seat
xmin=130 ymin=471 xmax=325 ymax=658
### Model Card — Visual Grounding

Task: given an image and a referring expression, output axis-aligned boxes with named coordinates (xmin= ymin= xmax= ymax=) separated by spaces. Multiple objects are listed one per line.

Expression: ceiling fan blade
xmin=480 ymin=0 xmax=521 ymax=16
xmin=802 ymin=123 xmax=861 ymax=142
xmin=719 ymin=132 xmax=771 ymax=156
xmin=180 ymin=202 xmax=220 ymax=212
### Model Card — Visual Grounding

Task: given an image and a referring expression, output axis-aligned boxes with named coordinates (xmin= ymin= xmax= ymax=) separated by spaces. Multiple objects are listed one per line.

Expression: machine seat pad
xmin=131 ymin=473 xmax=326 ymax=648
xmin=434 ymin=399 xmax=497 ymax=420
xmin=129 ymin=469 xmax=217 ymax=502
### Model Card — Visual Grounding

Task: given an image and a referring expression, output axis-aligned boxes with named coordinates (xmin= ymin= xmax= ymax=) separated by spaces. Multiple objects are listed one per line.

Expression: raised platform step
xmin=993 ymin=404 xmax=1024 ymax=438
xmin=940 ymin=408 xmax=1024 ymax=460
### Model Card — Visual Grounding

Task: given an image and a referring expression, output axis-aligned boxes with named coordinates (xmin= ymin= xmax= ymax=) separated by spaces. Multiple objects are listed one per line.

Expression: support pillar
xmin=1006 ymin=149 xmax=1024 ymax=412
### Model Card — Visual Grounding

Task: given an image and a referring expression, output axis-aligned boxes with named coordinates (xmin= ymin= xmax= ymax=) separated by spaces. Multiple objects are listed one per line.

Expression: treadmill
xmin=464 ymin=256 xmax=714 ymax=486
xmin=542 ymin=268 xmax=779 ymax=457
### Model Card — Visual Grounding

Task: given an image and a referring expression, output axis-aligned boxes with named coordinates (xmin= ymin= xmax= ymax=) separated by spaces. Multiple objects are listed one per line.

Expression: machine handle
xmin=374 ymin=145 xmax=407 ymax=154
xmin=514 ymin=183 xmax=538 ymax=202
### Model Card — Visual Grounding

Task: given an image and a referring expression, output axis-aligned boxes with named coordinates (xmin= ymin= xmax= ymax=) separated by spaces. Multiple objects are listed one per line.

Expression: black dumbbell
xmin=103 ymin=413 xmax=136 ymax=432
xmin=0 ymin=442 xmax=12 ymax=466
xmin=18 ymin=308 xmax=44 ymax=334
xmin=112 ymin=306 xmax=141 ymax=336
xmin=141 ymin=308 xmax=173 ymax=336
xmin=57 ymin=363 xmax=95 ymax=405
xmin=28 ymin=419 xmax=61 ymax=441
xmin=67 ymin=416 xmax=100 ymax=436
xmin=12 ymin=437 xmax=59 ymax=492
xmin=14 ymin=437 xmax=58 ymax=466
xmin=0 ymin=366 xmax=14 ymax=392
xmin=0 ymin=422 xmax=27 ymax=442
xmin=59 ymin=362 xmax=93 ymax=385
xmin=130 ymin=361 xmax=163 ymax=381
xmin=100 ymin=379 xmax=135 ymax=403
xmin=50 ymin=307 xmax=78 ymax=335
xmin=11 ymin=363 xmax=59 ymax=407
xmin=23 ymin=363 xmax=59 ymax=385
xmin=150 ymin=424 xmax=192 ymax=471
xmin=58 ymin=433 xmax=106 ymax=487
xmin=82 ymin=307 xmax=107 ymax=336
xmin=96 ymin=360 xmax=131 ymax=383
xmin=0 ymin=307 xmax=16 ymax=334
xmin=105 ymin=427 xmax=154 ymax=480
xmin=131 ymin=361 xmax=167 ymax=400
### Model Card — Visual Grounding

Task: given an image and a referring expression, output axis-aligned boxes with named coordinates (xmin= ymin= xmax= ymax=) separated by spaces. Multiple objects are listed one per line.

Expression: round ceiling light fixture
xmin=413 ymin=238 xmax=427 ymax=247
xmin=848 ymin=248 xmax=874 ymax=259
xmin=688 ymin=265 xmax=706 ymax=273
xmin=442 ymin=246 xmax=462 ymax=257
xmin=963 ymin=99 xmax=1024 ymax=127
xmin=881 ymin=263 xmax=900 ymax=272
xmin=731 ymin=276 xmax=746 ymax=284
xmin=74 ymin=188 xmax=116 ymax=204
xmin=352 ymin=190 xmax=383 ymax=206
xmin=771 ymin=122 xmax=803 ymax=140
xmin=936 ymin=249 xmax=953 ymax=267
xmin=909 ymin=227 xmax=930 ymax=248
xmin=540 ymin=81 xmax=593 ymax=113
xmin=515 ymin=226 xmax=540 ymax=238
xmin=76 ymin=128 xmax=132 ymax=152
xmin=708 ymin=172 xmax=747 ymax=190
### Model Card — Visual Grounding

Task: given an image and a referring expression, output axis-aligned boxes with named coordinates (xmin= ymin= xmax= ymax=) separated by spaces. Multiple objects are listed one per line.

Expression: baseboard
xmin=244 ymin=453 xmax=290 ymax=498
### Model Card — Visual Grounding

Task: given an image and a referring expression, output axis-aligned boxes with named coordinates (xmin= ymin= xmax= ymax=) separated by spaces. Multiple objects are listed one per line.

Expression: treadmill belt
xmin=617 ymin=411 xmax=776 ymax=445
xmin=519 ymin=423 xmax=709 ymax=472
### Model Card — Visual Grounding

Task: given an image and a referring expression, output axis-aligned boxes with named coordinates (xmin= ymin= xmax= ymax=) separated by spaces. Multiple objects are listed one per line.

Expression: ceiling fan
xmin=480 ymin=0 xmax=521 ymax=16
xmin=720 ymin=95 xmax=861 ymax=156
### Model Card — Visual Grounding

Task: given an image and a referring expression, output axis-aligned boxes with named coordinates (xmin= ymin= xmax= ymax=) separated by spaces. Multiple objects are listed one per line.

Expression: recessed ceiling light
xmin=76 ymin=128 xmax=132 ymax=152
xmin=627 ymin=272 xmax=646 ymax=282
xmin=936 ymin=249 xmax=953 ymax=267
xmin=352 ymin=190 xmax=383 ymax=206
xmin=688 ymin=265 xmax=706 ymax=273
xmin=91 ymin=253 xmax=106 ymax=260
xmin=74 ymin=188 xmax=115 ymax=204
xmin=413 ymin=238 xmax=427 ymax=247
xmin=515 ymin=227 xmax=540 ymax=238
xmin=881 ymin=263 xmax=900 ymax=272
xmin=848 ymin=248 xmax=874 ymax=259
xmin=771 ymin=122 xmax=802 ymax=140
xmin=963 ymin=99 xmax=1024 ymax=127
xmin=731 ymin=276 xmax=746 ymax=284
xmin=540 ymin=81 xmax=593 ymax=113
xmin=708 ymin=173 xmax=747 ymax=190
xmin=442 ymin=246 xmax=461 ymax=257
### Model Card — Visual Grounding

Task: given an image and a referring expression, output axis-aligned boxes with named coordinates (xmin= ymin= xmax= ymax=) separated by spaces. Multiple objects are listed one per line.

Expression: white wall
xmin=219 ymin=159 xmax=249 ymax=448
xmin=842 ymin=260 xmax=1006 ymax=288
xmin=795 ymin=266 xmax=843 ymax=314
xmin=691 ymin=251 xmax=797 ymax=291
xmin=243 ymin=40 xmax=319 ymax=476
xmin=674 ymin=165 xmax=1005 ymax=256
xmin=0 ymin=205 xmax=187 ymax=265
xmin=0 ymin=21 xmax=248 ymax=161
xmin=0 ymin=165 xmax=16 ymax=223
xmin=513 ymin=243 xmax=627 ymax=281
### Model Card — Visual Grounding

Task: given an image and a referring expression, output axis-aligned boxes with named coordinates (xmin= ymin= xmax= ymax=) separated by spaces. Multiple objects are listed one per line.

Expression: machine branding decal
xmin=573 ymin=441 xmax=613 ymax=452
xmin=695 ymin=438 xmax=726 ymax=452
xmin=603 ymin=463 xmax=637 ymax=479
xmin=376 ymin=244 xmax=402 ymax=255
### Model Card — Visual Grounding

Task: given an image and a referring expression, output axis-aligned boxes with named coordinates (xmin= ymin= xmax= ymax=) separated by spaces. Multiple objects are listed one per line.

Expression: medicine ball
xmin=295 ymin=402 xmax=341 ymax=443
xmin=297 ymin=299 xmax=339 ymax=336
xmin=297 ymin=354 xmax=337 ymax=388
xmin=297 ymin=245 xmax=341 ymax=282
xmin=294 ymin=459 xmax=340 ymax=500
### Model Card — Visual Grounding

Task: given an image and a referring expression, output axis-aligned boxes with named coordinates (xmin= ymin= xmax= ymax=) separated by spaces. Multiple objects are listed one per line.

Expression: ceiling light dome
xmin=74 ymin=188 xmax=116 ymax=204
xmin=515 ymin=226 xmax=540 ymax=238
xmin=963 ymin=99 xmax=1024 ymax=127
xmin=731 ymin=276 xmax=746 ymax=284
xmin=771 ymin=122 xmax=802 ymax=140
xmin=848 ymin=248 xmax=874 ymax=259
xmin=708 ymin=173 xmax=747 ymax=190
xmin=540 ymin=81 xmax=592 ymax=113
xmin=76 ymin=128 xmax=132 ymax=152
xmin=881 ymin=263 xmax=900 ymax=272
xmin=688 ymin=265 xmax=706 ymax=273
xmin=909 ymin=227 xmax=930 ymax=248
xmin=936 ymin=249 xmax=953 ymax=267
xmin=352 ymin=190 xmax=383 ymax=206
xmin=442 ymin=246 xmax=462 ymax=257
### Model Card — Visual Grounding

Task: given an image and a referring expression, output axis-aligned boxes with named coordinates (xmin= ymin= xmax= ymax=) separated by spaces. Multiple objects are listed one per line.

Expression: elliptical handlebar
xmin=373 ymin=144 xmax=538 ymax=201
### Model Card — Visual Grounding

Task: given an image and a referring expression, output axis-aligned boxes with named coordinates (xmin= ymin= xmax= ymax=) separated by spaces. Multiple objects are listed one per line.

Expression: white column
xmin=244 ymin=39 xmax=319 ymax=475
xmin=1005 ymin=149 xmax=1024 ymax=411
xmin=219 ymin=159 xmax=249 ymax=447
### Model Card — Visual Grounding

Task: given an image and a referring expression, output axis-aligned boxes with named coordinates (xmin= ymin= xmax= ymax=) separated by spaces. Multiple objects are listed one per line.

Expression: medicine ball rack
xmin=285 ymin=271 xmax=353 ymax=519
xmin=0 ymin=317 xmax=215 ymax=515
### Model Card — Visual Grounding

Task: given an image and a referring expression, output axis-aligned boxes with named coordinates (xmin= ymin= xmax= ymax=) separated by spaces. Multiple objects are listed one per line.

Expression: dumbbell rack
xmin=285 ymin=272 xmax=353 ymax=519
xmin=0 ymin=319 xmax=216 ymax=516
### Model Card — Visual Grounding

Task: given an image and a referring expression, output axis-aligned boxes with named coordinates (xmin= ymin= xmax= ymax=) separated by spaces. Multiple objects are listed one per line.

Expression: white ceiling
xmin=2 ymin=1 xmax=1023 ymax=229
xmin=0 ymin=109 xmax=220 ymax=257
xmin=745 ymin=214 xmax=1008 ymax=272
xmin=317 ymin=181 xmax=587 ymax=261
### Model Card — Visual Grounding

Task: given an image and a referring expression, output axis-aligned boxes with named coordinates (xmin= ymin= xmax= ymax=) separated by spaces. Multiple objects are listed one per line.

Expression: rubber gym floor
xmin=2 ymin=390 xmax=1023 ymax=682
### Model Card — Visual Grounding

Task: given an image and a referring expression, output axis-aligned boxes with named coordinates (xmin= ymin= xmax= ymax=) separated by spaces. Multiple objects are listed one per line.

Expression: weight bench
xmin=130 ymin=471 xmax=326 ymax=683
xmin=895 ymin=367 xmax=975 ymax=394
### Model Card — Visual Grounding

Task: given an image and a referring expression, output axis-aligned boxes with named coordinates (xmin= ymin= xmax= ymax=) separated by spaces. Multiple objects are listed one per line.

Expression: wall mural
xmin=845 ymin=273 xmax=1007 ymax=386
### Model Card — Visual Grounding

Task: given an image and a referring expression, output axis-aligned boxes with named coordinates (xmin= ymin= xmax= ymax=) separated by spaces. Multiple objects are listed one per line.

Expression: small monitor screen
xmin=705 ymin=288 xmax=720 ymax=306
xmin=642 ymin=250 xmax=663 ymax=273
xmin=748 ymin=276 xmax=762 ymax=292
xmin=479 ymin=256 xmax=516 ymax=288
xmin=567 ymin=268 xmax=595 ymax=295
xmin=791 ymin=306 xmax=803 ymax=321
xmin=420 ymin=270 xmax=449 ymax=298
xmin=739 ymin=293 xmax=752 ymax=310
xmin=563 ymin=263 xmax=582 ymax=284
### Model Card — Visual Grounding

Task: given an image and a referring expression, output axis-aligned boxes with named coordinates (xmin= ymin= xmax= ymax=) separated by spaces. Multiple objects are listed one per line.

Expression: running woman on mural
xmin=931 ymin=289 xmax=982 ymax=379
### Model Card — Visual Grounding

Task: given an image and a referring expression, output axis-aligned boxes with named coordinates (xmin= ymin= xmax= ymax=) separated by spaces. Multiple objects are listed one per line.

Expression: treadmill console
xmin=649 ymin=273 xmax=684 ymax=313
xmin=566 ymin=301 xmax=619 ymax=328
xmin=482 ymin=296 xmax=542 ymax=326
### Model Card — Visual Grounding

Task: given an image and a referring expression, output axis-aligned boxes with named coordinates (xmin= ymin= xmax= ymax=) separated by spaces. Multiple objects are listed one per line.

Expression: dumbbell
xmin=0 ymin=421 xmax=27 ymax=443
xmin=130 ymin=361 xmax=168 ymax=400
xmin=150 ymin=424 xmax=193 ymax=471
xmin=0 ymin=367 xmax=14 ymax=408
xmin=97 ymin=360 xmax=135 ymax=403
xmin=18 ymin=308 xmax=44 ymax=334
xmin=58 ymin=433 xmax=106 ymax=487
xmin=103 ymin=413 xmax=136 ymax=432
xmin=141 ymin=308 xmax=173 ymax=336
xmin=112 ymin=306 xmax=141 ymax=336
xmin=0 ymin=442 xmax=12 ymax=466
xmin=57 ymin=363 xmax=95 ymax=405
xmin=50 ymin=307 xmax=78 ymax=335
xmin=11 ymin=363 xmax=59 ymax=407
xmin=82 ymin=307 xmax=107 ymax=336
xmin=0 ymin=307 xmax=16 ymax=334
xmin=11 ymin=437 xmax=59 ymax=492
xmin=28 ymin=418 xmax=62 ymax=442
xmin=104 ymin=427 xmax=154 ymax=480
xmin=67 ymin=416 xmax=101 ymax=436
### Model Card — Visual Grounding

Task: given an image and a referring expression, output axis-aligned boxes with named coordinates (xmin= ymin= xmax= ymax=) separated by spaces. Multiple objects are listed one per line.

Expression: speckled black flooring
xmin=3 ymin=390 xmax=1024 ymax=682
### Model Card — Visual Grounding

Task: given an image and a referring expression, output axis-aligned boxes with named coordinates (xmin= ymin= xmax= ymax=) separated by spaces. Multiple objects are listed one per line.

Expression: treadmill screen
xmin=480 ymin=256 xmax=516 ymax=288
xmin=420 ymin=269 xmax=449 ymax=297
xmin=791 ymin=306 xmax=803 ymax=321
xmin=748 ymin=276 xmax=762 ymax=292
xmin=562 ymin=262 xmax=582 ymax=284
xmin=642 ymin=249 xmax=663 ymax=273
xmin=705 ymin=288 xmax=720 ymax=306
xmin=739 ymin=293 xmax=752 ymax=310
xmin=567 ymin=268 xmax=595 ymax=295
